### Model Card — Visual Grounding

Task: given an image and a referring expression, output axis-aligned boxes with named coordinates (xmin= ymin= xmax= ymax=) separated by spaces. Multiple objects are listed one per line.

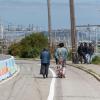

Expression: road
xmin=0 ymin=60 xmax=100 ymax=100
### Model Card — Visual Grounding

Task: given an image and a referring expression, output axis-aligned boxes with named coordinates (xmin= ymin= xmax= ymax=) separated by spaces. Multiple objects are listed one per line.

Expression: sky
xmin=0 ymin=0 xmax=100 ymax=30
xmin=0 ymin=0 xmax=100 ymax=5
xmin=0 ymin=0 xmax=98 ymax=2
xmin=0 ymin=0 xmax=100 ymax=3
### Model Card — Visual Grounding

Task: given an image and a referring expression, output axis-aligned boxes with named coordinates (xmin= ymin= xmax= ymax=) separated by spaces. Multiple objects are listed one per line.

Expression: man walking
xmin=56 ymin=43 xmax=68 ymax=66
xmin=40 ymin=48 xmax=50 ymax=78
xmin=77 ymin=43 xmax=84 ymax=63
xmin=54 ymin=45 xmax=59 ymax=64
xmin=88 ymin=43 xmax=94 ymax=63
xmin=83 ymin=42 xmax=89 ymax=64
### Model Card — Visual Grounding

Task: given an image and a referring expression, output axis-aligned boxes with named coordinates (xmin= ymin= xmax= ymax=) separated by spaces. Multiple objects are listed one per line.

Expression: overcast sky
xmin=0 ymin=0 xmax=99 ymax=3
xmin=0 ymin=0 xmax=100 ymax=30
xmin=0 ymin=0 xmax=100 ymax=6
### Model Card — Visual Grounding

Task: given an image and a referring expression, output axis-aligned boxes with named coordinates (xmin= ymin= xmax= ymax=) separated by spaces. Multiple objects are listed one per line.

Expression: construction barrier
xmin=0 ymin=56 xmax=17 ymax=81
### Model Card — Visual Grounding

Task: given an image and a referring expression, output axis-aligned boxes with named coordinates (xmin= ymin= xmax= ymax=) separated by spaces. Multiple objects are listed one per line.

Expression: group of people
xmin=40 ymin=43 xmax=68 ymax=78
xmin=39 ymin=42 xmax=94 ymax=78
xmin=77 ymin=42 xmax=94 ymax=64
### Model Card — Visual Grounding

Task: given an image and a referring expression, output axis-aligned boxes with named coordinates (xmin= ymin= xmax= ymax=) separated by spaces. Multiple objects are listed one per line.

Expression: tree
xmin=8 ymin=32 xmax=48 ymax=58
xmin=8 ymin=43 xmax=21 ymax=56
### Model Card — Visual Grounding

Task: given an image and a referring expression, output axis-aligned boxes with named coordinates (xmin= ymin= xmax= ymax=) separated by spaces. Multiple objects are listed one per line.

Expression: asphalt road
xmin=0 ymin=60 xmax=100 ymax=100
xmin=54 ymin=65 xmax=100 ymax=100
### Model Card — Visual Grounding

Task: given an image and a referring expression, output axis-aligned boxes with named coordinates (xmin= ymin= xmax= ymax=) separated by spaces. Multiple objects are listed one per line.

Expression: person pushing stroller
xmin=55 ymin=43 xmax=68 ymax=78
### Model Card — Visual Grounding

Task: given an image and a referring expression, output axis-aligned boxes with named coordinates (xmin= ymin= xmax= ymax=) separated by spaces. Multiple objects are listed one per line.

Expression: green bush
xmin=92 ymin=56 xmax=100 ymax=65
xmin=67 ymin=51 xmax=72 ymax=61
xmin=67 ymin=48 xmax=72 ymax=61
xmin=19 ymin=46 xmax=34 ymax=58
xmin=8 ymin=43 xmax=21 ymax=56
xmin=8 ymin=32 xmax=48 ymax=58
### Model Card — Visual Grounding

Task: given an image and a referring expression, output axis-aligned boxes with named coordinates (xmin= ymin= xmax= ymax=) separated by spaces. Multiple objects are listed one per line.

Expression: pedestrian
xmin=55 ymin=43 xmax=68 ymax=78
xmin=77 ymin=43 xmax=84 ymax=64
xmin=54 ymin=45 xmax=59 ymax=64
xmin=88 ymin=43 xmax=94 ymax=63
xmin=83 ymin=42 xmax=89 ymax=64
xmin=40 ymin=48 xmax=50 ymax=78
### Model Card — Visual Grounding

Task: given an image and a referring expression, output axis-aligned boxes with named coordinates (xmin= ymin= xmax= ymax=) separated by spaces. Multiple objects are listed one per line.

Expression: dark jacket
xmin=83 ymin=46 xmax=88 ymax=54
xmin=78 ymin=46 xmax=84 ymax=56
xmin=88 ymin=46 xmax=94 ymax=55
xmin=40 ymin=50 xmax=50 ymax=65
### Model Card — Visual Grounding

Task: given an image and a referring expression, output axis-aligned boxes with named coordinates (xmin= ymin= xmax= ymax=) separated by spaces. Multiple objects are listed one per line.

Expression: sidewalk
xmin=67 ymin=61 xmax=100 ymax=81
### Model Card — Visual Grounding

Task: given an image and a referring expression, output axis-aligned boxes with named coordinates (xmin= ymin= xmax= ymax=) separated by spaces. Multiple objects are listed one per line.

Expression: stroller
xmin=56 ymin=66 xmax=65 ymax=78
xmin=56 ymin=58 xmax=66 ymax=78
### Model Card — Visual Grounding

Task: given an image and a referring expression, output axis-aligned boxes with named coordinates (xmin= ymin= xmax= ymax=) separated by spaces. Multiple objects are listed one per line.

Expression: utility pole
xmin=69 ymin=0 xmax=77 ymax=63
xmin=47 ymin=0 xmax=52 ymax=50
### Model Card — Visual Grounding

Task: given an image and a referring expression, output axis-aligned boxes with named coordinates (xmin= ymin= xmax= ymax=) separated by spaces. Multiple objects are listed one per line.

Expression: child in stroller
xmin=56 ymin=58 xmax=66 ymax=78
xmin=56 ymin=65 xmax=65 ymax=78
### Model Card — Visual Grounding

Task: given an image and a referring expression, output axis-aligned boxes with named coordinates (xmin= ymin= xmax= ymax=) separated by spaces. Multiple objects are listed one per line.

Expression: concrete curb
xmin=67 ymin=63 xmax=100 ymax=81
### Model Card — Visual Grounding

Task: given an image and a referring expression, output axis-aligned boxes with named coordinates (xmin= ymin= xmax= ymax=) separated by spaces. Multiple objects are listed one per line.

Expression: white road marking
xmin=47 ymin=68 xmax=56 ymax=100
xmin=38 ymin=63 xmax=56 ymax=100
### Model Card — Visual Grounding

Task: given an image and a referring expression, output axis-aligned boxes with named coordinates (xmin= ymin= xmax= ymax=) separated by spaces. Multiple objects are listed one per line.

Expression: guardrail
xmin=0 ymin=56 xmax=17 ymax=81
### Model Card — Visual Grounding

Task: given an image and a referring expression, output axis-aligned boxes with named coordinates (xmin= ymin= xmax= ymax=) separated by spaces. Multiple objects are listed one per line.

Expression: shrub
xmin=92 ymin=56 xmax=100 ymax=65
xmin=67 ymin=51 xmax=72 ymax=61
xmin=8 ymin=43 xmax=21 ymax=56
xmin=8 ymin=32 xmax=48 ymax=58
